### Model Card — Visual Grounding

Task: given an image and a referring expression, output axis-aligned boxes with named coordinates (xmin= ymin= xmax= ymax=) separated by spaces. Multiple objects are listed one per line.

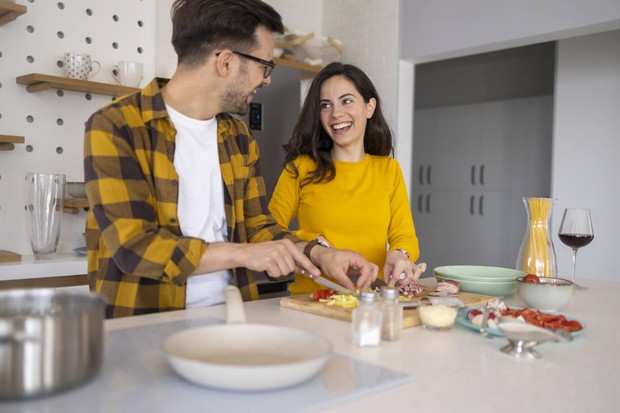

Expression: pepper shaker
xmin=380 ymin=286 xmax=403 ymax=341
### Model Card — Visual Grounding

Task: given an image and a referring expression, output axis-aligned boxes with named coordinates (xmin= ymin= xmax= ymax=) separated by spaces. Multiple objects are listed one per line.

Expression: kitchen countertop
xmin=4 ymin=278 xmax=619 ymax=412
xmin=0 ymin=253 xmax=86 ymax=280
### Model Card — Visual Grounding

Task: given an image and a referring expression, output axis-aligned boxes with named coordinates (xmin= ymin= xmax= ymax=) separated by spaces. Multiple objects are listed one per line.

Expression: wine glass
xmin=558 ymin=208 xmax=594 ymax=290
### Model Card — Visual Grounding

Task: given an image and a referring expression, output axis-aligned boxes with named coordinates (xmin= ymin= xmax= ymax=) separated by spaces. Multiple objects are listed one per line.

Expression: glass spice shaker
xmin=380 ymin=286 xmax=403 ymax=341
xmin=351 ymin=291 xmax=382 ymax=347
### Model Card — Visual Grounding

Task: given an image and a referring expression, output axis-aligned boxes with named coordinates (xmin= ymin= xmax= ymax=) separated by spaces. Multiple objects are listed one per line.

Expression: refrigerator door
xmin=237 ymin=65 xmax=301 ymax=199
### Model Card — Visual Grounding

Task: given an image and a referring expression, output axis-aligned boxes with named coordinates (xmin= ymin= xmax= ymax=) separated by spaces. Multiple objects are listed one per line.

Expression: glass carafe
xmin=516 ymin=197 xmax=557 ymax=278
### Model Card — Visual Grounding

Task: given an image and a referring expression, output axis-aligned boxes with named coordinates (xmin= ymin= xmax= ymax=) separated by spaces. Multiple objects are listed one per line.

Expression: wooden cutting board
xmin=280 ymin=287 xmax=496 ymax=328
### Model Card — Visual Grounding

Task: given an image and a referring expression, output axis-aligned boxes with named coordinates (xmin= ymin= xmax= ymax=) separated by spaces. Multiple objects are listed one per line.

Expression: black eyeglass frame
xmin=231 ymin=50 xmax=276 ymax=78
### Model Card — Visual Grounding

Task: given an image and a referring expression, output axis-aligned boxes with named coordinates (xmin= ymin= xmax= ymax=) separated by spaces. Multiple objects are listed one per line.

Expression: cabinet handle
xmin=426 ymin=166 xmax=431 ymax=186
xmin=480 ymin=164 xmax=485 ymax=186
xmin=425 ymin=194 xmax=431 ymax=213
xmin=479 ymin=195 xmax=484 ymax=216
xmin=418 ymin=194 xmax=423 ymax=213
xmin=419 ymin=166 xmax=424 ymax=186
xmin=471 ymin=165 xmax=476 ymax=186
xmin=470 ymin=195 xmax=475 ymax=215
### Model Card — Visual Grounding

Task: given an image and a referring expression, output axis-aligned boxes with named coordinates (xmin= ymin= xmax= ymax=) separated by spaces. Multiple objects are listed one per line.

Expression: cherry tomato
xmin=523 ymin=273 xmax=541 ymax=283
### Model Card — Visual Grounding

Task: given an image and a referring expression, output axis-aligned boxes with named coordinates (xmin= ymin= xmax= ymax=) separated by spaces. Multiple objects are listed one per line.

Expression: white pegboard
xmin=0 ymin=0 xmax=156 ymax=255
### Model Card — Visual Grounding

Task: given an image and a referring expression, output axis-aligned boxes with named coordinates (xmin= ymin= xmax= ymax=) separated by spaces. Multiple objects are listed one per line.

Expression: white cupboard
xmin=412 ymin=96 xmax=552 ymax=271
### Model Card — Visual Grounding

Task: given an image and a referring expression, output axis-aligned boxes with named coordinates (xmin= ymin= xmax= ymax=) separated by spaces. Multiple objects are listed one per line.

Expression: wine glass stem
xmin=571 ymin=248 xmax=579 ymax=283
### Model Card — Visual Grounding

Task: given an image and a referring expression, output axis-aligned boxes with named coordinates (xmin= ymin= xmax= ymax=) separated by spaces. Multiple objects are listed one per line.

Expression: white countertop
xmin=102 ymin=278 xmax=620 ymax=413
xmin=0 ymin=253 xmax=87 ymax=280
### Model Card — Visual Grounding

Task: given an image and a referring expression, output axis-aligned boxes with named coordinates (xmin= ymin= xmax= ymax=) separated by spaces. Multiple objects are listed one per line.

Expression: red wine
xmin=559 ymin=233 xmax=594 ymax=249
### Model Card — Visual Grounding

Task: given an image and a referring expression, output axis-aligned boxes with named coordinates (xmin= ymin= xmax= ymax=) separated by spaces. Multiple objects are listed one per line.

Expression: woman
xmin=269 ymin=62 xmax=426 ymax=295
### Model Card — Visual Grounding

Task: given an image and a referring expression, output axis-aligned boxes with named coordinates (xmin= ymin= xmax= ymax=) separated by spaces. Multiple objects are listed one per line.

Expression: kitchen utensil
xmin=314 ymin=275 xmax=355 ymax=295
xmin=496 ymin=321 xmax=572 ymax=359
xmin=516 ymin=276 xmax=573 ymax=311
xmin=111 ymin=61 xmax=143 ymax=87
xmin=558 ymin=208 xmax=593 ymax=290
xmin=479 ymin=307 xmax=492 ymax=338
xmin=163 ymin=285 xmax=331 ymax=391
xmin=0 ymin=289 xmax=106 ymax=399
xmin=25 ymin=172 xmax=65 ymax=259
xmin=516 ymin=197 xmax=558 ymax=278
xmin=418 ymin=300 xmax=459 ymax=331
xmin=63 ymin=52 xmax=100 ymax=80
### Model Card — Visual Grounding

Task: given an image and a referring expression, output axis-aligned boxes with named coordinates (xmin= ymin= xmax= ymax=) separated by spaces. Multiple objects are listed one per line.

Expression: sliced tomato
xmin=311 ymin=289 xmax=337 ymax=301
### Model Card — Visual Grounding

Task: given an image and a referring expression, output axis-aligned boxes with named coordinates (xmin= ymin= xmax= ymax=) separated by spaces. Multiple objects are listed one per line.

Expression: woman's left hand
xmin=384 ymin=250 xmax=427 ymax=287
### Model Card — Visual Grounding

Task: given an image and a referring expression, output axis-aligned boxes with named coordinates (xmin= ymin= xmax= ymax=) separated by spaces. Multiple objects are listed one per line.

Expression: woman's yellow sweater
xmin=269 ymin=154 xmax=420 ymax=295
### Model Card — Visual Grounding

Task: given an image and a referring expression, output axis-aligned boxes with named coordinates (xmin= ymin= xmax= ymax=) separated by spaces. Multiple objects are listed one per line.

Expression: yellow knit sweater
xmin=269 ymin=154 xmax=420 ymax=295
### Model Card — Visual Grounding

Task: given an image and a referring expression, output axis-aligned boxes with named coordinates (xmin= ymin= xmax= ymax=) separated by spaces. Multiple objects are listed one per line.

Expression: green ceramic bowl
xmin=433 ymin=265 xmax=525 ymax=297
xmin=434 ymin=265 xmax=525 ymax=281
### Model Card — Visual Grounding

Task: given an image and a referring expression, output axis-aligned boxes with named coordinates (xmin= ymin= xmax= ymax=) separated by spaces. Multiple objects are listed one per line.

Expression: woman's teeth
xmin=332 ymin=122 xmax=352 ymax=131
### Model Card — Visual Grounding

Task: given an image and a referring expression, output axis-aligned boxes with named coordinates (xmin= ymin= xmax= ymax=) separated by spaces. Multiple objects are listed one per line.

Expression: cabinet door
xmin=477 ymin=101 xmax=513 ymax=191
xmin=412 ymin=190 xmax=468 ymax=271
xmin=413 ymin=105 xmax=479 ymax=191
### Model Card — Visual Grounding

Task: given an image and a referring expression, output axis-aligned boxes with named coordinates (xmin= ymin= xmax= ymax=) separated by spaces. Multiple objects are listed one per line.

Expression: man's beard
xmin=220 ymin=64 xmax=260 ymax=115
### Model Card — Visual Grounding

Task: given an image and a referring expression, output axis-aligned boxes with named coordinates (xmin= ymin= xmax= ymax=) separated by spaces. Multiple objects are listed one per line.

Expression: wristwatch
xmin=303 ymin=235 xmax=332 ymax=263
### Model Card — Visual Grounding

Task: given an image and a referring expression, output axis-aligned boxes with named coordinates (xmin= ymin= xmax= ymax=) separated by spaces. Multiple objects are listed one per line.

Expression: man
xmin=84 ymin=0 xmax=377 ymax=318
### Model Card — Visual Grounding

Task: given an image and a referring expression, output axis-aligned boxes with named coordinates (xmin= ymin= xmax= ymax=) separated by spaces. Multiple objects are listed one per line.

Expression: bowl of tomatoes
xmin=516 ymin=274 xmax=574 ymax=311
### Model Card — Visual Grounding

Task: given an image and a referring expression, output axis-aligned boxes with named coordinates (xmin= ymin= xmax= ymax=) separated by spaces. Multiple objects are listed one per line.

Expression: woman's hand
xmin=384 ymin=250 xmax=427 ymax=287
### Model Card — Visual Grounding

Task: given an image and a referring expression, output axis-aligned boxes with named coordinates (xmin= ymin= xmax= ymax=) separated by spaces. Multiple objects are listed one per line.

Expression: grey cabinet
xmin=412 ymin=96 xmax=552 ymax=271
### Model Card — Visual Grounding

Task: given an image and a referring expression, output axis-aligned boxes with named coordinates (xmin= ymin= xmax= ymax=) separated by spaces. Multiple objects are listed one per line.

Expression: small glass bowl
xmin=418 ymin=301 xmax=459 ymax=331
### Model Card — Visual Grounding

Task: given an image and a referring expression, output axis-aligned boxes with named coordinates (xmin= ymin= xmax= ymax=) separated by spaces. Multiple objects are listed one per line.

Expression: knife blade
xmin=309 ymin=274 xmax=356 ymax=295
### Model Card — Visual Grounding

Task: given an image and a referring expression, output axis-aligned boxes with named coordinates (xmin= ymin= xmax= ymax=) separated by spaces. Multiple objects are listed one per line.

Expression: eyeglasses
xmin=232 ymin=51 xmax=276 ymax=78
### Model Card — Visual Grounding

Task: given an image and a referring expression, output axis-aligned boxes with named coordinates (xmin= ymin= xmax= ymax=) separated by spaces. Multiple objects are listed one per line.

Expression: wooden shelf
xmin=63 ymin=198 xmax=89 ymax=215
xmin=274 ymin=58 xmax=322 ymax=79
xmin=16 ymin=73 xmax=140 ymax=97
xmin=0 ymin=1 xmax=26 ymax=26
xmin=0 ymin=134 xmax=25 ymax=151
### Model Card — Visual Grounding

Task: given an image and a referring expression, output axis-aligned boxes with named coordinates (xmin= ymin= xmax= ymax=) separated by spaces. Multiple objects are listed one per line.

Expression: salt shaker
xmin=380 ymin=286 xmax=403 ymax=341
xmin=352 ymin=291 xmax=383 ymax=347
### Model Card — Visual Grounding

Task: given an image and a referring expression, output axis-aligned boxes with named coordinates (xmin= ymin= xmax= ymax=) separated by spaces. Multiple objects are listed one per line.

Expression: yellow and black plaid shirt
xmin=84 ymin=78 xmax=296 ymax=318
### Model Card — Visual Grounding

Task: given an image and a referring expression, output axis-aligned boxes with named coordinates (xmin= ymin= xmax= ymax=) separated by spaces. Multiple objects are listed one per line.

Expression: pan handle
xmin=224 ymin=286 xmax=248 ymax=324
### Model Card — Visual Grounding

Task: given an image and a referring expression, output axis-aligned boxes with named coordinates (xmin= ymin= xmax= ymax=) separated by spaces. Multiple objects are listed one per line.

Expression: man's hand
xmin=310 ymin=247 xmax=378 ymax=292
xmin=193 ymin=239 xmax=321 ymax=278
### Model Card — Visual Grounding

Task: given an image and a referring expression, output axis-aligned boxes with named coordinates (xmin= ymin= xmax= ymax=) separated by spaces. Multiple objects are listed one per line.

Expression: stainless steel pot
xmin=0 ymin=289 xmax=106 ymax=399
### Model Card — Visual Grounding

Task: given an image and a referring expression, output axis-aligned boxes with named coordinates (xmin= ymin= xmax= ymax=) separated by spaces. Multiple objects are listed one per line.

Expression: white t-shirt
xmin=167 ymin=104 xmax=232 ymax=308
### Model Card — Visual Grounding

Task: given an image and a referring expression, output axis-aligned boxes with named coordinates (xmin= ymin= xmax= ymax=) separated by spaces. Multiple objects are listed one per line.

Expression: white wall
xmin=323 ymin=0 xmax=400 ymax=137
xmin=552 ymin=29 xmax=620 ymax=280
xmin=400 ymin=0 xmax=620 ymax=63
xmin=155 ymin=0 xmax=324 ymax=78
xmin=0 ymin=0 xmax=156 ymax=256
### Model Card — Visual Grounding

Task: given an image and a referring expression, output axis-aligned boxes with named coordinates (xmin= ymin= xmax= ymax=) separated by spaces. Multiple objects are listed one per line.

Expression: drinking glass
xmin=25 ymin=173 xmax=65 ymax=259
xmin=558 ymin=208 xmax=594 ymax=290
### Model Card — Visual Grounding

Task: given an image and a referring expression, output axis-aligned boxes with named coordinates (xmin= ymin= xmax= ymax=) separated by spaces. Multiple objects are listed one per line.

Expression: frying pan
xmin=162 ymin=286 xmax=331 ymax=391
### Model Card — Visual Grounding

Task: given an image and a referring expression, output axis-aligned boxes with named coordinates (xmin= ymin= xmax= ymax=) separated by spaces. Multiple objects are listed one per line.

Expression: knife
xmin=304 ymin=273 xmax=356 ymax=295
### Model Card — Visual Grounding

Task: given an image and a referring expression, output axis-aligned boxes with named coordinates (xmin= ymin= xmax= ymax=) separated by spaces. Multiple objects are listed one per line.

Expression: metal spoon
xmin=479 ymin=308 xmax=493 ymax=339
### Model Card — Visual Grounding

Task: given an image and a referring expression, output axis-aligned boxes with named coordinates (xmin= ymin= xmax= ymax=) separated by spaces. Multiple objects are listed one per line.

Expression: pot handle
xmin=223 ymin=286 xmax=247 ymax=324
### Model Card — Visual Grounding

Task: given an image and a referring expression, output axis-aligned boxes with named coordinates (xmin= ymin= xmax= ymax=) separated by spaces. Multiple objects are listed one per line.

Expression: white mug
xmin=111 ymin=61 xmax=143 ymax=87
xmin=63 ymin=52 xmax=101 ymax=80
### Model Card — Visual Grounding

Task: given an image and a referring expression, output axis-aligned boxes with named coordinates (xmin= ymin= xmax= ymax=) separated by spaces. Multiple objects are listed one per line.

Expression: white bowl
xmin=66 ymin=182 xmax=86 ymax=198
xmin=516 ymin=276 xmax=573 ymax=311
